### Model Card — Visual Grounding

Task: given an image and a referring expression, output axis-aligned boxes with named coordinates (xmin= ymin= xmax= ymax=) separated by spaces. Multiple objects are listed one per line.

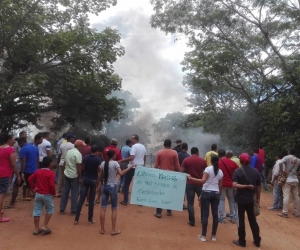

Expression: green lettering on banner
xmin=130 ymin=166 xmax=187 ymax=211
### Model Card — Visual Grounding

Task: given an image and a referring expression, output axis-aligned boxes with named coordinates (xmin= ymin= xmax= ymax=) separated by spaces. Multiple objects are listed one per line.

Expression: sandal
xmin=0 ymin=216 xmax=10 ymax=223
xmin=41 ymin=228 xmax=52 ymax=235
xmin=120 ymin=201 xmax=127 ymax=206
xmin=33 ymin=229 xmax=42 ymax=235
xmin=111 ymin=230 xmax=121 ymax=236
xmin=3 ymin=205 xmax=15 ymax=209
xmin=94 ymin=200 xmax=100 ymax=204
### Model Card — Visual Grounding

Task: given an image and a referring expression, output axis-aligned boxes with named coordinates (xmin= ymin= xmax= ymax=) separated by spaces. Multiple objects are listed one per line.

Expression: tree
xmin=150 ymin=0 xmax=300 ymax=159
xmin=0 ymin=0 xmax=124 ymax=133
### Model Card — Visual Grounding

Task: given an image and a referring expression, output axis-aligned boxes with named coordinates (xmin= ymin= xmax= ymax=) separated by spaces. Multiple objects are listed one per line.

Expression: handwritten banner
xmin=130 ymin=166 xmax=187 ymax=211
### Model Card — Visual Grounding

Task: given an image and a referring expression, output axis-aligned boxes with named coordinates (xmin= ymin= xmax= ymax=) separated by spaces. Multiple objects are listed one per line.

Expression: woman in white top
xmin=187 ymin=155 xmax=223 ymax=242
xmin=99 ymin=150 xmax=135 ymax=235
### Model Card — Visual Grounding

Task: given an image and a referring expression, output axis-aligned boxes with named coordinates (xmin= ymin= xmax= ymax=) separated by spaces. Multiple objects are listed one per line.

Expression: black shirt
xmin=232 ymin=165 xmax=261 ymax=204
xmin=83 ymin=155 xmax=102 ymax=180
xmin=173 ymin=145 xmax=182 ymax=153
xmin=178 ymin=151 xmax=190 ymax=166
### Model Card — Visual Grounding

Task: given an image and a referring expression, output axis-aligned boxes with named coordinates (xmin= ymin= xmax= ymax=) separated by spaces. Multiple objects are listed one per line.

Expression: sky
xmin=90 ymin=0 xmax=192 ymax=122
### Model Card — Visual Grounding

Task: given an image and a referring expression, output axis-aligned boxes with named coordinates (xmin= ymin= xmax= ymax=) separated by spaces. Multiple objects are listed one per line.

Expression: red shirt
xmin=28 ymin=168 xmax=56 ymax=196
xmin=81 ymin=145 xmax=91 ymax=158
xmin=258 ymin=149 xmax=265 ymax=165
xmin=103 ymin=145 xmax=122 ymax=161
xmin=181 ymin=155 xmax=206 ymax=186
xmin=154 ymin=149 xmax=180 ymax=171
xmin=0 ymin=146 xmax=15 ymax=178
xmin=219 ymin=158 xmax=239 ymax=187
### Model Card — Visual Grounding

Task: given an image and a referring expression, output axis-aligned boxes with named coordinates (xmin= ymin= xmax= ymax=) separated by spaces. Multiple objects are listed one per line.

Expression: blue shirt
xmin=250 ymin=155 xmax=262 ymax=173
xmin=178 ymin=151 xmax=190 ymax=166
xmin=83 ymin=154 xmax=102 ymax=180
xmin=121 ymin=145 xmax=131 ymax=159
xmin=20 ymin=143 xmax=39 ymax=174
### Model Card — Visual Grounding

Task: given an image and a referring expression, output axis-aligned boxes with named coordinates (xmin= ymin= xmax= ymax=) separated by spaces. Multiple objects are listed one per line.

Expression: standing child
xmin=28 ymin=156 xmax=56 ymax=235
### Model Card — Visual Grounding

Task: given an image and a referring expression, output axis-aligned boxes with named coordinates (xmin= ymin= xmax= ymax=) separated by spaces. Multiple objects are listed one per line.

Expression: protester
xmin=268 ymin=152 xmax=284 ymax=211
xmin=119 ymin=134 xmax=146 ymax=206
xmin=9 ymin=134 xmax=42 ymax=207
xmin=226 ymin=150 xmax=241 ymax=167
xmin=218 ymin=149 xmax=239 ymax=223
xmin=56 ymin=134 xmax=75 ymax=197
xmin=59 ymin=140 xmax=85 ymax=215
xmin=180 ymin=147 xmax=206 ymax=226
xmin=103 ymin=138 xmax=122 ymax=161
xmin=187 ymin=155 xmax=223 ymax=242
xmin=99 ymin=150 xmax=135 ymax=235
xmin=277 ymin=148 xmax=300 ymax=218
xmin=19 ymin=137 xmax=39 ymax=201
xmin=205 ymin=144 xmax=218 ymax=167
xmin=55 ymin=133 xmax=67 ymax=183
xmin=0 ymin=134 xmax=20 ymax=222
xmin=232 ymin=153 xmax=261 ymax=248
xmin=117 ymin=139 xmax=132 ymax=193
xmin=74 ymin=145 xmax=102 ymax=224
xmin=28 ymin=157 xmax=55 ymax=235
xmin=82 ymin=136 xmax=92 ymax=157
xmin=38 ymin=132 xmax=52 ymax=168
xmin=172 ymin=139 xmax=182 ymax=153
xmin=258 ymin=147 xmax=268 ymax=191
xmin=178 ymin=142 xmax=190 ymax=165
xmin=154 ymin=139 xmax=180 ymax=218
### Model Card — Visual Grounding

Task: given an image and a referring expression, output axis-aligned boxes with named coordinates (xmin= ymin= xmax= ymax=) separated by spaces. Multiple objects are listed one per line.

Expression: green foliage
xmin=0 ymin=0 xmax=124 ymax=133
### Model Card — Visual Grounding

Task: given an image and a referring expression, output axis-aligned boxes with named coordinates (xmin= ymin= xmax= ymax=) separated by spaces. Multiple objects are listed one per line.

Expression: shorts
xmin=12 ymin=162 xmax=21 ymax=186
xmin=0 ymin=177 xmax=10 ymax=194
xmin=24 ymin=173 xmax=33 ymax=187
xmin=101 ymin=184 xmax=118 ymax=209
xmin=33 ymin=193 xmax=54 ymax=216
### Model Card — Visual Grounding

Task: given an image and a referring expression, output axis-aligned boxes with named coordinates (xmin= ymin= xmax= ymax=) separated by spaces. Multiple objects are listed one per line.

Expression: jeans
xmin=75 ymin=178 xmax=97 ymax=221
xmin=123 ymin=168 xmax=135 ymax=203
xmin=282 ymin=182 xmax=299 ymax=215
xmin=156 ymin=208 xmax=172 ymax=214
xmin=186 ymin=184 xmax=202 ymax=224
xmin=55 ymin=164 xmax=59 ymax=183
xmin=117 ymin=175 xmax=125 ymax=191
xmin=33 ymin=193 xmax=54 ymax=216
xmin=272 ymin=182 xmax=283 ymax=209
xmin=236 ymin=202 xmax=261 ymax=246
xmin=60 ymin=175 xmax=79 ymax=213
xmin=57 ymin=165 xmax=65 ymax=195
xmin=260 ymin=165 xmax=268 ymax=190
xmin=201 ymin=191 xmax=220 ymax=237
xmin=218 ymin=187 xmax=236 ymax=222
xmin=101 ymin=184 xmax=118 ymax=209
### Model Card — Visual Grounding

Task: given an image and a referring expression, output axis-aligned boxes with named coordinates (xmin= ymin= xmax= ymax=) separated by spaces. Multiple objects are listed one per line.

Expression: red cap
xmin=239 ymin=153 xmax=251 ymax=165
xmin=74 ymin=140 xmax=86 ymax=147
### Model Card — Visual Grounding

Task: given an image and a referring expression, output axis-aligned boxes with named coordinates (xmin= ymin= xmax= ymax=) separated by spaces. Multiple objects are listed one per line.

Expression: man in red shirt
xmin=103 ymin=138 xmax=122 ymax=161
xmin=218 ymin=149 xmax=239 ymax=223
xmin=28 ymin=156 xmax=56 ymax=235
xmin=180 ymin=147 xmax=206 ymax=226
xmin=258 ymin=147 xmax=268 ymax=191
xmin=154 ymin=139 xmax=180 ymax=218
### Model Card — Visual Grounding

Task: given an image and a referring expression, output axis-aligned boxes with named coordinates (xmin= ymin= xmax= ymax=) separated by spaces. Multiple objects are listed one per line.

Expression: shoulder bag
xmin=278 ymin=157 xmax=297 ymax=186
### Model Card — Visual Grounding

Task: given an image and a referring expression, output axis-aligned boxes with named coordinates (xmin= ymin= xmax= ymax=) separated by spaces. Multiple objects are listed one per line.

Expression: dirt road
xmin=1 ymin=190 xmax=299 ymax=250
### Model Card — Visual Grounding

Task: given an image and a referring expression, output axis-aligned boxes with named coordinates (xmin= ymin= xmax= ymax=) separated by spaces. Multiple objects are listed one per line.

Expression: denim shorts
xmin=0 ymin=177 xmax=10 ymax=194
xmin=33 ymin=193 xmax=54 ymax=216
xmin=101 ymin=184 xmax=118 ymax=209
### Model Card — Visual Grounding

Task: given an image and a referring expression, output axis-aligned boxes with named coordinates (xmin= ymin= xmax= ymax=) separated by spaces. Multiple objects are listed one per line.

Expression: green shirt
xmin=231 ymin=156 xmax=241 ymax=167
xmin=64 ymin=148 xmax=82 ymax=178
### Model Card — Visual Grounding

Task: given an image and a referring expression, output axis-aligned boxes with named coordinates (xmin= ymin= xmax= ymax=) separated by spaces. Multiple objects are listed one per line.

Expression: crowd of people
xmin=0 ymin=131 xmax=300 ymax=247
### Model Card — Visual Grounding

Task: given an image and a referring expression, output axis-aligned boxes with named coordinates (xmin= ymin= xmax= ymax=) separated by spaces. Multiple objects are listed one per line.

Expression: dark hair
xmin=252 ymin=147 xmax=259 ymax=154
xmin=191 ymin=147 xmax=199 ymax=155
xmin=42 ymin=156 xmax=52 ymax=168
xmin=211 ymin=155 xmax=219 ymax=176
xmin=277 ymin=152 xmax=284 ymax=159
xmin=181 ymin=143 xmax=188 ymax=150
xmin=18 ymin=137 xmax=27 ymax=144
xmin=126 ymin=139 xmax=131 ymax=146
xmin=132 ymin=134 xmax=139 ymax=141
xmin=62 ymin=133 xmax=67 ymax=138
xmin=34 ymin=133 xmax=42 ymax=141
xmin=103 ymin=150 xmax=116 ymax=185
xmin=40 ymin=132 xmax=50 ymax=138
xmin=91 ymin=144 xmax=99 ymax=153
xmin=19 ymin=131 xmax=27 ymax=137
xmin=0 ymin=133 xmax=14 ymax=144
xmin=218 ymin=149 xmax=226 ymax=158
xmin=289 ymin=148 xmax=296 ymax=155
xmin=211 ymin=144 xmax=217 ymax=151
xmin=163 ymin=139 xmax=172 ymax=148
xmin=85 ymin=136 xmax=91 ymax=145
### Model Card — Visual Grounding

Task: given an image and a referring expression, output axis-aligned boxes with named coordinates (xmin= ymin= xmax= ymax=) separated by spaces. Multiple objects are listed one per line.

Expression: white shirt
xmin=202 ymin=166 xmax=224 ymax=192
xmin=38 ymin=139 xmax=51 ymax=162
xmin=130 ymin=143 xmax=146 ymax=166
xmin=58 ymin=142 xmax=74 ymax=166
xmin=280 ymin=155 xmax=300 ymax=183
xmin=272 ymin=160 xmax=282 ymax=182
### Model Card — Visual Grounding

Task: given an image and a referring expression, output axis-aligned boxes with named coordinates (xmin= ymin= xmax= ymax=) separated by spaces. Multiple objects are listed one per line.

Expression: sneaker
xmin=187 ymin=221 xmax=195 ymax=226
xmin=292 ymin=212 xmax=300 ymax=217
xmin=268 ymin=206 xmax=279 ymax=211
xmin=183 ymin=204 xmax=188 ymax=210
xmin=232 ymin=240 xmax=246 ymax=247
xmin=253 ymin=240 xmax=261 ymax=247
xmin=198 ymin=235 xmax=206 ymax=242
xmin=277 ymin=213 xmax=288 ymax=218
xmin=59 ymin=210 xmax=65 ymax=215
xmin=166 ymin=211 xmax=172 ymax=216
xmin=211 ymin=235 xmax=216 ymax=242
xmin=154 ymin=213 xmax=161 ymax=218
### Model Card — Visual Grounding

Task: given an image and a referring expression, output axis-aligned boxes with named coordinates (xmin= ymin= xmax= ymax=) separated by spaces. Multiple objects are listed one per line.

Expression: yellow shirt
xmin=205 ymin=151 xmax=218 ymax=166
